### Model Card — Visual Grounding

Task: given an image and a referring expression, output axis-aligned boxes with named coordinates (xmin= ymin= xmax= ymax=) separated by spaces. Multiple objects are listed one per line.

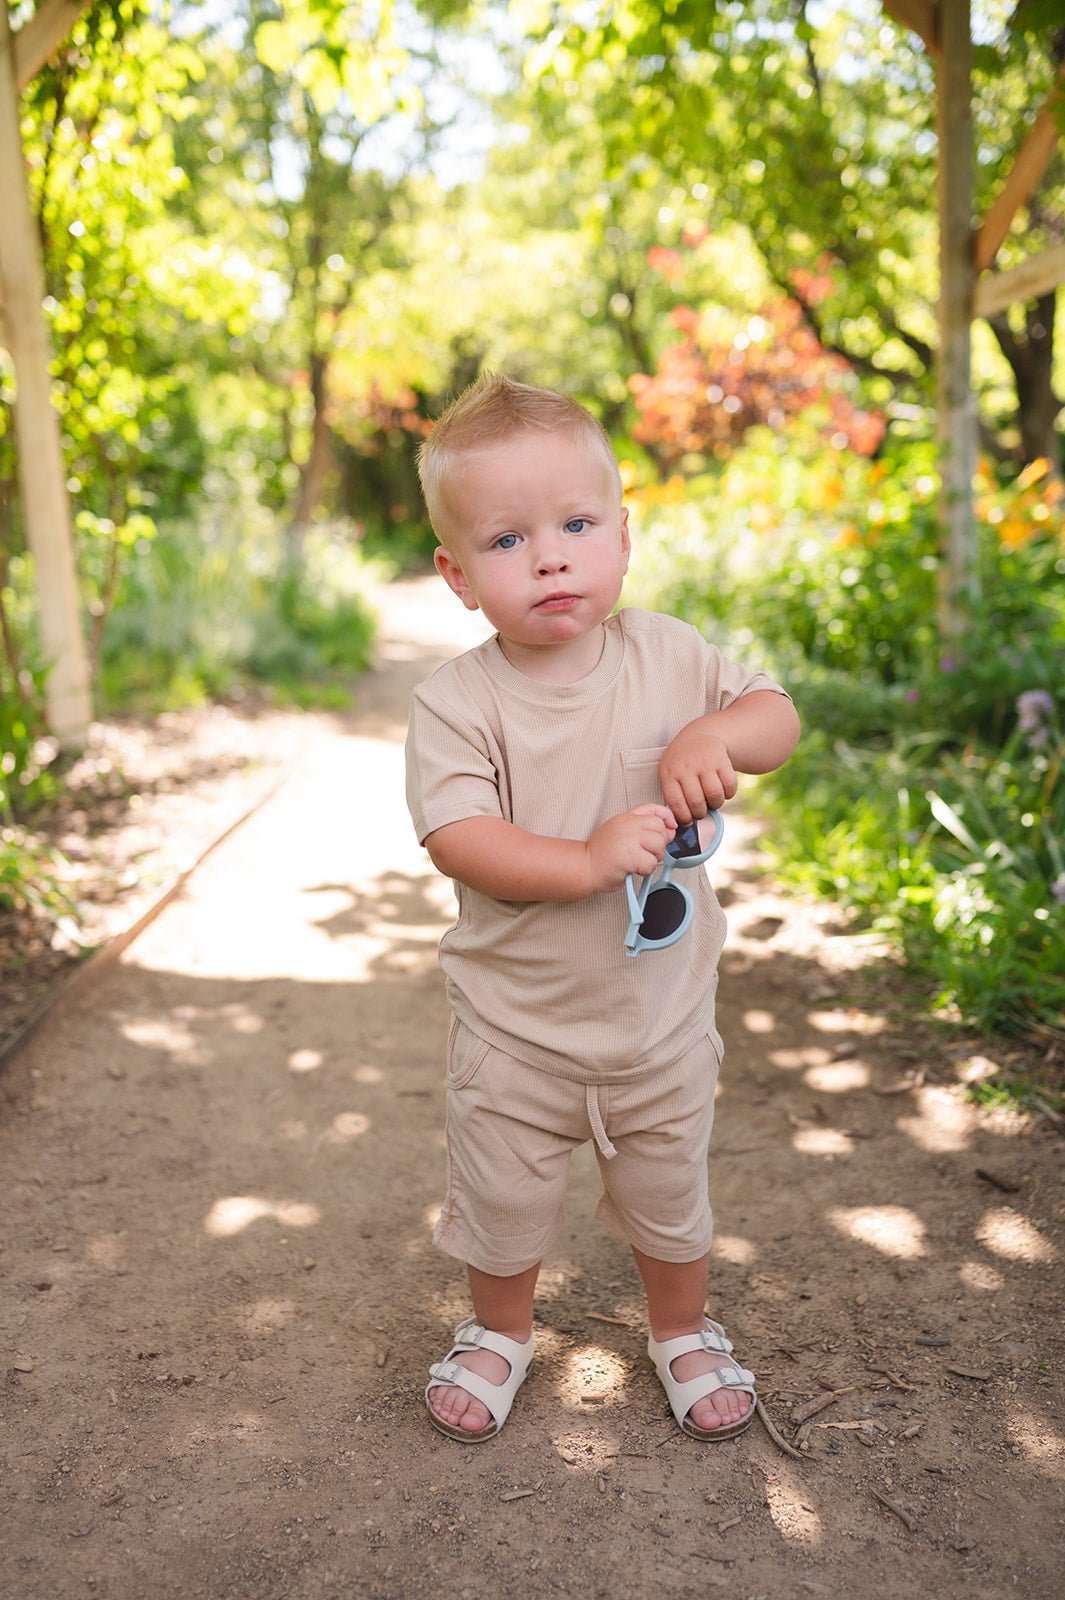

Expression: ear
xmin=620 ymin=506 xmax=631 ymax=574
xmin=434 ymin=546 xmax=481 ymax=612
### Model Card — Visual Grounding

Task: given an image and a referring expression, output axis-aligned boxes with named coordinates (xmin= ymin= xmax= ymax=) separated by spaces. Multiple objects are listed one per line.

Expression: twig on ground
xmin=755 ymin=1398 xmax=804 ymax=1460
xmin=871 ymin=1487 xmax=918 ymax=1531
xmin=791 ymin=1388 xmax=852 ymax=1425
xmin=586 ymin=1312 xmax=635 ymax=1328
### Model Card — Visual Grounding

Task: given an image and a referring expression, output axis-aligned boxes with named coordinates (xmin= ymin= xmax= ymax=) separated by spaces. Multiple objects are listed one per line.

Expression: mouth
xmin=535 ymin=593 xmax=581 ymax=612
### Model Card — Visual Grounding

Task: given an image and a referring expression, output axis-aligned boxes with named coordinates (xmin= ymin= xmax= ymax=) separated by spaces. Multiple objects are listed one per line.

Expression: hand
xmin=659 ymin=723 xmax=737 ymax=823
xmin=584 ymin=805 xmax=676 ymax=894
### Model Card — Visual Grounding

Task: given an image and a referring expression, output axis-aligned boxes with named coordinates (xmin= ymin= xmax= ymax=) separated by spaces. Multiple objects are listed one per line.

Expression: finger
xmin=632 ymin=803 xmax=677 ymax=828
xmin=677 ymin=775 xmax=709 ymax=821
xmin=660 ymin=778 xmax=691 ymax=825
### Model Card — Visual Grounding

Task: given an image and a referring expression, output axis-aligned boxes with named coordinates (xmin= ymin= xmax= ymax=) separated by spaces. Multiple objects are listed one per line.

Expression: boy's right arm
xmin=425 ymin=806 xmax=676 ymax=902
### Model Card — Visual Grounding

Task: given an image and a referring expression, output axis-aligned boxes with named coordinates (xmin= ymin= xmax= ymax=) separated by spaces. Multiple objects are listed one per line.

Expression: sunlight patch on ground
xmin=423 ymin=1202 xmax=443 ymax=1234
xmin=768 ymin=1045 xmax=834 ymax=1071
xmin=288 ymin=1047 xmax=322 ymax=1073
xmin=353 ymin=1064 xmax=384 ymax=1084
xmin=713 ymin=1233 xmax=756 ymax=1265
xmin=120 ymin=1016 xmax=196 ymax=1053
xmin=87 ymin=1233 xmax=126 ymax=1268
xmin=830 ymin=1204 xmax=927 ymax=1258
xmin=807 ymin=1008 xmax=886 ymax=1035
xmin=792 ymin=1126 xmax=854 ymax=1156
xmin=958 ymin=1259 xmax=1005 ymax=1291
xmin=1004 ymin=1408 xmax=1065 ymax=1475
xmin=242 ymin=1298 xmax=296 ymax=1334
xmin=976 ymin=1207 xmax=1058 ymax=1264
xmin=204 ymin=1195 xmax=321 ymax=1237
xmin=897 ymin=1086 xmax=976 ymax=1152
xmin=319 ymin=1111 xmax=371 ymax=1144
xmin=742 ymin=1008 xmax=777 ymax=1034
xmin=765 ymin=1467 xmax=824 ymax=1545
xmin=803 ymin=1060 xmax=870 ymax=1092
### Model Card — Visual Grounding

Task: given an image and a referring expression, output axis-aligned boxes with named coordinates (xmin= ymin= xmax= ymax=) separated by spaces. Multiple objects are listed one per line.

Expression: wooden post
xmin=935 ymin=0 xmax=978 ymax=641
xmin=0 ymin=0 xmax=91 ymax=744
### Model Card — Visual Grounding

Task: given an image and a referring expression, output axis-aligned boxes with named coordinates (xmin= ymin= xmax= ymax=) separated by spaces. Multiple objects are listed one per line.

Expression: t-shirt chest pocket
xmin=620 ymin=746 xmax=667 ymax=810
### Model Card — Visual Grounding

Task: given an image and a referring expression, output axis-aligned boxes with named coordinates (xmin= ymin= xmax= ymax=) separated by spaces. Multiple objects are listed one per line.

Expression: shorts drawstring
xmin=585 ymin=1084 xmax=617 ymax=1160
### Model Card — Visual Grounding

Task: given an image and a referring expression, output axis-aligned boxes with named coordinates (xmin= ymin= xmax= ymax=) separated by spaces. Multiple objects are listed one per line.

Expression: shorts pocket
xmin=446 ymin=1023 xmax=492 ymax=1090
xmin=620 ymin=745 xmax=667 ymax=810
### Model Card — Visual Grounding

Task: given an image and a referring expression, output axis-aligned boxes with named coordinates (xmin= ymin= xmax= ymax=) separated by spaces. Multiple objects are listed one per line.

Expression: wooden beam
xmin=974 ymin=73 xmax=1064 ymax=273
xmin=881 ymin=0 xmax=940 ymax=58
xmin=13 ymin=0 xmax=92 ymax=92
xmin=975 ymin=242 xmax=1065 ymax=318
xmin=0 ymin=0 xmax=92 ymax=743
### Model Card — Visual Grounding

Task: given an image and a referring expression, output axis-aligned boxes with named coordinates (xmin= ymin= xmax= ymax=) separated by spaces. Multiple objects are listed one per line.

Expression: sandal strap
xmin=449 ymin=1318 xmax=535 ymax=1368
xmin=648 ymin=1321 xmax=734 ymax=1363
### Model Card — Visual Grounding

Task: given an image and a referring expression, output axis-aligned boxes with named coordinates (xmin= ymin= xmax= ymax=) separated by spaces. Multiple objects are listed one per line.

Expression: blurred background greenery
xmin=2 ymin=0 xmax=1063 ymax=1058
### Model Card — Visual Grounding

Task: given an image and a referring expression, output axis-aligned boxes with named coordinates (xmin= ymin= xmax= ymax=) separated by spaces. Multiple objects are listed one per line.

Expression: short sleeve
xmin=405 ymin=685 xmax=504 ymax=845
xmin=703 ymin=636 xmax=789 ymax=712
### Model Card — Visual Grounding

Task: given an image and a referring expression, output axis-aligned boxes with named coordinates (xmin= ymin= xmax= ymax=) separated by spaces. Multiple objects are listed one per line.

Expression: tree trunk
xmin=0 ymin=0 xmax=90 ymax=746
xmin=988 ymin=292 xmax=1062 ymax=470
xmin=287 ymin=350 xmax=333 ymax=560
xmin=935 ymin=0 xmax=979 ymax=640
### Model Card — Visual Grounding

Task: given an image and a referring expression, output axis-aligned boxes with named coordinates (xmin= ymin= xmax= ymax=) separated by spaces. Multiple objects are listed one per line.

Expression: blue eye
xmin=496 ymin=533 xmax=519 ymax=550
xmin=564 ymin=518 xmax=589 ymax=533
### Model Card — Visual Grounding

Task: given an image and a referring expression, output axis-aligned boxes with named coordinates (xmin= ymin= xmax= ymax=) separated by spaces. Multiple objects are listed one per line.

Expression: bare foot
xmin=428 ymin=1347 xmax=513 ymax=1434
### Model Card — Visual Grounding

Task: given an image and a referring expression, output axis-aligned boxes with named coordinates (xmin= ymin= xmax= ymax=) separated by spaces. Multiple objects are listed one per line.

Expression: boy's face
xmin=433 ymin=430 xmax=630 ymax=669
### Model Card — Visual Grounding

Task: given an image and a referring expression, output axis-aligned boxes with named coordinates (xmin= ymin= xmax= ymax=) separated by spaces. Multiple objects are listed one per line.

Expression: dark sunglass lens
xmin=639 ymin=884 xmax=687 ymax=941
xmin=668 ymin=821 xmax=702 ymax=859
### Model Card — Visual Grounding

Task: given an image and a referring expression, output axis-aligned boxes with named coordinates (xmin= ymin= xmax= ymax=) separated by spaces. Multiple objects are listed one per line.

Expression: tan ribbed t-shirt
xmin=405 ymin=608 xmax=785 ymax=1080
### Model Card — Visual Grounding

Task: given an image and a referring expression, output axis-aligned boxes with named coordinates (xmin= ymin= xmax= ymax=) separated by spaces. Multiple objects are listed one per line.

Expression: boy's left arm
xmin=659 ymin=690 xmax=800 ymax=824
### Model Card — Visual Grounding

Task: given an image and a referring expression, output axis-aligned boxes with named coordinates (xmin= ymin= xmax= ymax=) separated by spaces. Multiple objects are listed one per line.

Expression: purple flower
xmin=905 ymin=688 xmax=920 ymax=705
xmin=1052 ymin=873 xmax=1065 ymax=906
xmin=939 ymin=656 xmax=956 ymax=674
xmin=1017 ymin=689 xmax=1054 ymax=733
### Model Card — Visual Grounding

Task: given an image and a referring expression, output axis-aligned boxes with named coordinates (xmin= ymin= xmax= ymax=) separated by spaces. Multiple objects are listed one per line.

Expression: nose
xmin=535 ymin=534 xmax=569 ymax=575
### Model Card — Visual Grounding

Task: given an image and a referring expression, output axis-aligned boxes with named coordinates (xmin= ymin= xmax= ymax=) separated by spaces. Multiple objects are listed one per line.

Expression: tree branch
xmin=13 ymin=0 xmax=93 ymax=92
xmin=880 ymin=0 xmax=939 ymax=58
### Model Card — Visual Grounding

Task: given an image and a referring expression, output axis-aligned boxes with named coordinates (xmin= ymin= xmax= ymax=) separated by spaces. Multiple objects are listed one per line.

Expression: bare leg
xmin=632 ymin=1247 xmax=752 ymax=1431
xmin=427 ymin=1262 xmax=540 ymax=1434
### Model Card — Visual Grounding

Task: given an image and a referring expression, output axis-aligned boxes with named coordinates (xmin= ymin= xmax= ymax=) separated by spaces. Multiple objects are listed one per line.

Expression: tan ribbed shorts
xmin=433 ymin=1019 xmax=721 ymax=1277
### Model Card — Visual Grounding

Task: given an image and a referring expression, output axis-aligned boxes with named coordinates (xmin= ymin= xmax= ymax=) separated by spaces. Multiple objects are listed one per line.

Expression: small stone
xmin=13 ymin=1356 xmax=34 ymax=1373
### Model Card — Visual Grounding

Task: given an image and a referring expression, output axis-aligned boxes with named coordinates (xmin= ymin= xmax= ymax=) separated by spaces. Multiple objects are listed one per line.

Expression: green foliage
xmin=0 ymin=656 xmax=58 ymax=821
xmin=626 ymin=439 xmax=1065 ymax=1036
xmin=97 ymin=506 xmax=381 ymax=710
xmin=0 ymin=828 xmax=76 ymax=923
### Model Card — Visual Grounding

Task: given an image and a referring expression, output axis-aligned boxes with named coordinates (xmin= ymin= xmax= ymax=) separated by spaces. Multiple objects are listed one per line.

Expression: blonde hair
xmin=418 ymin=372 xmax=621 ymax=540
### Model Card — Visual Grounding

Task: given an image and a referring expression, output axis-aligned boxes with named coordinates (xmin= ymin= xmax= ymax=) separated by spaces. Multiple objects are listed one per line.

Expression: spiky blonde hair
xmin=418 ymin=372 xmax=621 ymax=541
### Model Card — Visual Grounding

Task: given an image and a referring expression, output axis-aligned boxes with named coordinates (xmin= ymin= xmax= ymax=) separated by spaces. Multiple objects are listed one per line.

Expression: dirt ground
xmin=2 ymin=576 xmax=1064 ymax=1600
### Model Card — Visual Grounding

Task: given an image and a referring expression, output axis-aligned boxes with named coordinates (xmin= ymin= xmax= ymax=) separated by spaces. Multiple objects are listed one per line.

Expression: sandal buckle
xmin=456 ymin=1319 xmax=485 ymax=1346
xmin=430 ymin=1360 xmax=462 ymax=1383
xmin=699 ymin=1328 xmax=732 ymax=1355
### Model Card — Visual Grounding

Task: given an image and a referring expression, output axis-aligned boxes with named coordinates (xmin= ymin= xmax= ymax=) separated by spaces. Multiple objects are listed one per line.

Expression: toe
xmin=428 ymin=1382 xmax=491 ymax=1432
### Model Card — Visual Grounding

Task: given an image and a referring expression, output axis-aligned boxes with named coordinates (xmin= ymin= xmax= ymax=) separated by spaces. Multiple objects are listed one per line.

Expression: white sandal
xmin=648 ymin=1318 xmax=756 ymax=1441
xmin=426 ymin=1317 xmax=535 ymax=1442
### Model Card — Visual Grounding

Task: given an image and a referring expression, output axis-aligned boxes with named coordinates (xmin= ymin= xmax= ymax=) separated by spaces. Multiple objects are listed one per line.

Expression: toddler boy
xmin=405 ymin=374 xmax=799 ymax=1442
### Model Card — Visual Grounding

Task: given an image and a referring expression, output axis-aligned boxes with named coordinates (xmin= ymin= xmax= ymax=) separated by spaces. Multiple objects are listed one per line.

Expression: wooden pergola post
xmin=935 ymin=0 xmax=979 ymax=640
xmin=0 ymin=0 xmax=92 ymax=746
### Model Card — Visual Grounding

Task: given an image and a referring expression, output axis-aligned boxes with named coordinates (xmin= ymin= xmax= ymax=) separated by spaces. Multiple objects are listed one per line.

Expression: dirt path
xmin=2 ymin=578 xmax=1063 ymax=1600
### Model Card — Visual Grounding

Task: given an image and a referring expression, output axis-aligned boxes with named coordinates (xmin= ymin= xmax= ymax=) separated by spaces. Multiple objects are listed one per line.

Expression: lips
xmin=535 ymin=593 xmax=581 ymax=611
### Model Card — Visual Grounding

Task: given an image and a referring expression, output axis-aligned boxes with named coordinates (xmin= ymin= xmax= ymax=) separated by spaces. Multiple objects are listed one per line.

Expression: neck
xmin=497 ymin=624 xmax=607 ymax=684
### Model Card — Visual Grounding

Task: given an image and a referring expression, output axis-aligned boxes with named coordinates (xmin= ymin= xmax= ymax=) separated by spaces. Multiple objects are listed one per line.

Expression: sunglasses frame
xmin=624 ymin=810 xmax=724 ymax=957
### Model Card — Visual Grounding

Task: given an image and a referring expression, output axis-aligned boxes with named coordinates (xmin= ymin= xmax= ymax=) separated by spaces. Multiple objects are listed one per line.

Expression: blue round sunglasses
xmin=624 ymin=810 xmax=724 ymax=957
